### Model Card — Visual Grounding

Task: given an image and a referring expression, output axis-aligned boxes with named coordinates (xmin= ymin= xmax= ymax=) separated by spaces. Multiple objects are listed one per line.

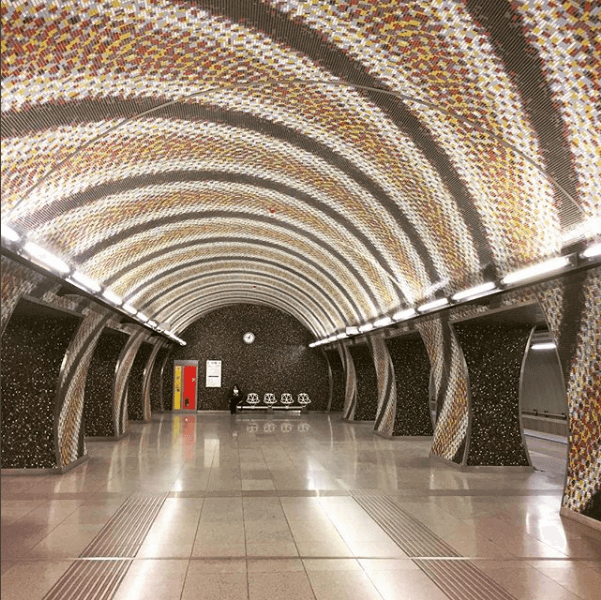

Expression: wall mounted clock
xmin=243 ymin=332 xmax=255 ymax=344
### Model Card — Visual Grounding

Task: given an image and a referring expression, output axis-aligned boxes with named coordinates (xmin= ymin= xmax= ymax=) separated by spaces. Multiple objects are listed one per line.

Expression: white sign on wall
xmin=205 ymin=360 xmax=222 ymax=388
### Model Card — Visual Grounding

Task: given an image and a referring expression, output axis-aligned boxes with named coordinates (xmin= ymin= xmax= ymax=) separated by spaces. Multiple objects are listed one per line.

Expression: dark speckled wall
xmin=127 ymin=342 xmax=154 ymax=421
xmin=386 ymin=335 xmax=433 ymax=436
xmin=348 ymin=344 xmax=378 ymax=421
xmin=150 ymin=347 xmax=170 ymax=412
xmin=84 ymin=328 xmax=128 ymax=437
xmin=325 ymin=349 xmax=345 ymax=412
xmin=1 ymin=298 xmax=81 ymax=469
xmin=170 ymin=304 xmax=329 ymax=411
xmin=453 ymin=322 xmax=533 ymax=467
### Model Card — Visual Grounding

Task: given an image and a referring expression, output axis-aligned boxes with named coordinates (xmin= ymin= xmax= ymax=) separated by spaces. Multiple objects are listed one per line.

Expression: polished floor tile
xmin=2 ymin=413 xmax=600 ymax=600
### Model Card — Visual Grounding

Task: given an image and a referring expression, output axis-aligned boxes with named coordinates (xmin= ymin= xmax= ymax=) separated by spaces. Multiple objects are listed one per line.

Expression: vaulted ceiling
xmin=2 ymin=0 xmax=599 ymax=337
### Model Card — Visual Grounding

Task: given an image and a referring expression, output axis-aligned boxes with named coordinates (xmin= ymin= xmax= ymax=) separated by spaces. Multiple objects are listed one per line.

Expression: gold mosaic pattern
xmin=369 ymin=336 xmax=396 ymax=437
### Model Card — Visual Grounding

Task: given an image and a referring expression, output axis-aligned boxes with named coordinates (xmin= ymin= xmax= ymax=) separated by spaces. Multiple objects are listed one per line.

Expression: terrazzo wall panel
xmin=127 ymin=342 xmax=154 ymax=422
xmin=84 ymin=328 xmax=129 ymax=437
xmin=324 ymin=348 xmax=345 ymax=412
xmin=171 ymin=304 xmax=328 ymax=411
xmin=1 ymin=299 xmax=81 ymax=469
xmin=347 ymin=344 xmax=379 ymax=422
xmin=340 ymin=344 xmax=357 ymax=421
xmin=453 ymin=322 xmax=533 ymax=467
xmin=385 ymin=334 xmax=434 ymax=437
xmin=369 ymin=337 xmax=397 ymax=437
xmin=150 ymin=347 xmax=170 ymax=413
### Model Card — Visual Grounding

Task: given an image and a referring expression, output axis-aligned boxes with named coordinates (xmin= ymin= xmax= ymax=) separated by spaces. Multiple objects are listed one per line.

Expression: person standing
xmin=229 ymin=384 xmax=242 ymax=414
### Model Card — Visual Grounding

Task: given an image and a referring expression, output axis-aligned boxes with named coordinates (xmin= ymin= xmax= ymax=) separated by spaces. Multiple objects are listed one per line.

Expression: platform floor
xmin=2 ymin=412 xmax=600 ymax=600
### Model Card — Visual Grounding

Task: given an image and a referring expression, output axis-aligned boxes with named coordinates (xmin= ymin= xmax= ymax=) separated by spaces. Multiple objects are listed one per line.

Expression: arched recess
xmin=346 ymin=343 xmax=379 ymax=422
xmin=384 ymin=332 xmax=433 ymax=438
xmin=1 ymin=298 xmax=81 ymax=470
xmin=127 ymin=342 xmax=155 ymax=422
xmin=84 ymin=327 xmax=129 ymax=438
xmin=324 ymin=348 xmax=346 ymax=412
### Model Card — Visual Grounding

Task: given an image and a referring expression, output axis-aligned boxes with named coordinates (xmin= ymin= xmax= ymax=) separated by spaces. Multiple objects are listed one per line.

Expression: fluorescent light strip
xmin=530 ymin=342 xmax=557 ymax=351
xmin=581 ymin=242 xmax=601 ymax=259
xmin=418 ymin=297 xmax=449 ymax=313
xmin=358 ymin=323 xmax=374 ymax=333
xmin=137 ymin=313 xmax=149 ymax=322
xmin=122 ymin=303 xmax=137 ymax=315
xmin=501 ymin=256 xmax=570 ymax=286
xmin=70 ymin=271 xmax=101 ymax=293
xmin=23 ymin=241 xmax=70 ymax=274
xmin=373 ymin=316 xmax=392 ymax=328
xmin=102 ymin=289 xmax=123 ymax=306
xmin=393 ymin=308 xmax=416 ymax=321
xmin=452 ymin=281 xmax=497 ymax=302
xmin=336 ymin=332 xmax=347 ymax=340
xmin=346 ymin=326 xmax=359 ymax=335
xmin=1 ymin=226 xmax=20 ymax=242
xmin=148 ymin=320 xmax=157 ymax=328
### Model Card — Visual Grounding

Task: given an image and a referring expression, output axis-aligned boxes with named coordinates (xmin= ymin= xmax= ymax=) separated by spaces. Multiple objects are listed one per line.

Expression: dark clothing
xmin=229 ymin=390 xmax=242 ymax=414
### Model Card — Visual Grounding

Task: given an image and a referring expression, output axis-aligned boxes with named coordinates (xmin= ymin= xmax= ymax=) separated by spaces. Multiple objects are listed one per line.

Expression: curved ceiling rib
xmin=2 ymin=0 xmax=598 ymax=338
xmin=131 ymin=267 xmax=348 ymax=331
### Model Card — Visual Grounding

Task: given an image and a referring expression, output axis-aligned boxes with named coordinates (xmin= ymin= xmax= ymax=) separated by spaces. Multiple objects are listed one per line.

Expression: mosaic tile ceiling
xmin=2 ymin=0 xmax=599 ymax=337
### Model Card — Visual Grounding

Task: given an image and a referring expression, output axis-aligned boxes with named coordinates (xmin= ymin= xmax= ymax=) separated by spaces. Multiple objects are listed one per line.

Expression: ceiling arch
xmin=2 ymin=0 xmax=598 ymax=338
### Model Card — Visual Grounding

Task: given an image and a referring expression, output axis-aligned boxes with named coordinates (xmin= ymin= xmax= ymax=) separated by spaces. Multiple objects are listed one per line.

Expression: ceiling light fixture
xmin=1 ymin=225 xmax=20 ymax=242
xmin=23 ymin=241 xmax=70 ymax=274
xmin=451 ymin=281 xmax=497 ymax=302
xmin=102 ymin=289 xmax=123 ymax=306
xmin=373 ymin=316 xmax=392 ymax=328
xmin=70 ymin=271 xmax=101 ymax=293
xmin=418 ymin=297 xmax=449 ymax=313
xmin=393 ymin=308 xmax=417 ymax=321
xmin=137 ymin=313 xmax=149 ymax=322
xmin=358 ymin=323 xmax=374 ymax=333
xmin=501 ymin=256 xmax=571 ymax=286
xmin=581 ymin=242 xmax=601 ymax=259
xmin=336 ymin=332 xmax=347 ymax=340
xmin=346 ymin=326 xmax=359 ymax=335
xmin=122 ymin=303 xmax=137 ymax=315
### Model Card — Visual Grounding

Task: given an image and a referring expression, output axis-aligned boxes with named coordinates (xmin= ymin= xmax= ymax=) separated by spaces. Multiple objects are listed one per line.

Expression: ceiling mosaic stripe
xmin=105 ymin=242 xmax=365 ymax=322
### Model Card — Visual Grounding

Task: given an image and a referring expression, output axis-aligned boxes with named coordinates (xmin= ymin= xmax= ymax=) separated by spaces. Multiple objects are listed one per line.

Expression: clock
xmin=243 ymin=332 xmax=255 ymax=344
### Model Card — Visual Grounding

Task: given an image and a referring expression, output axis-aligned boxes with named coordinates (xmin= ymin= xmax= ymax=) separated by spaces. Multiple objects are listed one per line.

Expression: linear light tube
xmin=501 ymin=256 xmax=570 ymax=286
xmin=393 ymin=308 xmax=417 ymax=321
xmin=23 ymin=241 xmax=70 ymax=274
xmin=530 ymin=342 xmax=556 ymax=351
xmin=581 ymin=242 xmax=601 ymax=259
xmin=1 ymin=226 xmax=20 ymax=242
xmin=346 ymin=326 xmax=359 ymax=335
xmin=418 ymin=298 xmax=449 ymax=313
xmin=451 ymin=281 xmax=497 ymax=302
xmin=137 ymin=312 xmax=149 ymax=322
xmin=122 ymin=303 xmax=137 ymax=315
xmin=148 ymin=320 xmax=157 ymax=328
xmin=70 ymin=271 xmax=101 ymax=293
xmin=358 ymin=323 xmax=374 ymax=333
xmin=309 ymin=342 xmax=317 ymax=348
xmin=336 ymin=332 xmax=348 ymax=340
xmin=373 ymin=316 xmax=392 ymax=328
xmin=102 ymin=289 xmax=123 ymax=305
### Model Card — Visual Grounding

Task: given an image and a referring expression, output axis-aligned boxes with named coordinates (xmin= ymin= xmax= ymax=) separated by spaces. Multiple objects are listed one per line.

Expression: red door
xmin=183 ymin=365 xmax=197 ymax=410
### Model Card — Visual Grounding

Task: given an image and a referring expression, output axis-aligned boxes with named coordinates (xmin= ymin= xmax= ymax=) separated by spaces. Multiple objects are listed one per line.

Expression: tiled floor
xmin=1 ymin=413 xmax=600 ymax=600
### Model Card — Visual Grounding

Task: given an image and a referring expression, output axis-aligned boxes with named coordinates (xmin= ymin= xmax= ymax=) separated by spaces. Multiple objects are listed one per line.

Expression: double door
xmin=173 ymin=360 xmax=197 ymax=411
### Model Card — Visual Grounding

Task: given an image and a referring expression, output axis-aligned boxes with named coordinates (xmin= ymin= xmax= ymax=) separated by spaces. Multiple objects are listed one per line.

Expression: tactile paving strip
xmin=352 ymin=493 xmax=517 ymax=600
